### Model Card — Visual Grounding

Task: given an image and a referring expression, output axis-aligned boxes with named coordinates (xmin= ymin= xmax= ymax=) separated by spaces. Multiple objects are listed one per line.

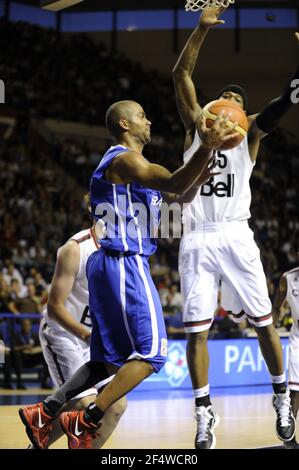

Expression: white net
xmin=185 ymin=0 xmax=235 ymax=12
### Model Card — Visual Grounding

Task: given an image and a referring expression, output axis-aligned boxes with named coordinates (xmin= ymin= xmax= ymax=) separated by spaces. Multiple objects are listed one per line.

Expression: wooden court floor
xmin=0 ymin=389 xmax=296 ymax=449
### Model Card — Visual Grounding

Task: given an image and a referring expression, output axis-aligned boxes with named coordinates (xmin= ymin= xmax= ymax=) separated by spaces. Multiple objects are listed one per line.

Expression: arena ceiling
xmin=13 ymin=0 xmax=299 ymax=12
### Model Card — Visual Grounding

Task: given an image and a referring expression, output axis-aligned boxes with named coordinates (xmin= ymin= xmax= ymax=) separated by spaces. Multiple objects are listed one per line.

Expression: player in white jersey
xmin=32 ymin=221 xmax=127 ymax=449
xmin=173 ymin=6 xmax=299 ymax=449
xmin=273 ymin=266 xmax=299 ymax=449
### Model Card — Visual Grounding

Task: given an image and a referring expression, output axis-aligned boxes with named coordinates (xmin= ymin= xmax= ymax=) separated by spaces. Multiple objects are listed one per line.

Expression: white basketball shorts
xmin=39 ymin=319 xmax=112 ymax=399
xmin=288 ymin=323 xmax=299 ymax=391
xmin=179 ymin=221 xmax=272 ymax=333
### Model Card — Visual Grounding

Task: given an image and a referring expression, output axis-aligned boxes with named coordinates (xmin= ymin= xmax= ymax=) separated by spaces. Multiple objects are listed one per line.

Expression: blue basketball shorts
xmin=86 ymin=249 xmax=168 ymax=373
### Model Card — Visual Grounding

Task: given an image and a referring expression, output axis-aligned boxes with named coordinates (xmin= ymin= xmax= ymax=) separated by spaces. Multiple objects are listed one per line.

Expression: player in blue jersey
xmin=19 ymin=100 xmax=239 ymax=449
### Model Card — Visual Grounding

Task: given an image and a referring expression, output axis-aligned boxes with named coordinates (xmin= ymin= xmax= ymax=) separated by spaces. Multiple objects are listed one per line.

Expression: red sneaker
xmin=59 ymin=410 xmax=101 ymax=449
xmin=19 ymin=402 xmax=53 ymax=449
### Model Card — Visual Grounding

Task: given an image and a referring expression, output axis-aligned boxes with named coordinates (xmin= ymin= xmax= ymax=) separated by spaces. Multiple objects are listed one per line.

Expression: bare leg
xmin=255 ymin=324 xmax=284 ymax=375
xmin=186 ymin=330 xmax=219 ymax=450
xmin=186 ymin=331 xmax=209 ymax=388
xmin=91 ymin=397 xmax=127 ymax=449
xmin=95 ymin=360 xmax=153 ymax=411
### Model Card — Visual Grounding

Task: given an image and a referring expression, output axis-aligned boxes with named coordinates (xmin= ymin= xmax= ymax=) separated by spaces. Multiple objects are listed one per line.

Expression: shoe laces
xmin=195 ymin=406 xmax=213 ymax=442
xmin=274 ymin=392 xmax=292 ymax=427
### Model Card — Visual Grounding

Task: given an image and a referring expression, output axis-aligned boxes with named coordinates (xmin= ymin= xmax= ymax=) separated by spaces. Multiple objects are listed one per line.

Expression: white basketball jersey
xmin=286 ymin=268 xmax=299 ymax=324
xmin=45 ymin=228 xmax=99 ymax=331
xmin=182 ymin=130 xmax=255 ymax=229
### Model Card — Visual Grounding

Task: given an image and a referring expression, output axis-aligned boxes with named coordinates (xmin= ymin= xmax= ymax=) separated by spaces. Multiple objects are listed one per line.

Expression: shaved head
xmin=105 ymin=100 xmax=141 ymax=137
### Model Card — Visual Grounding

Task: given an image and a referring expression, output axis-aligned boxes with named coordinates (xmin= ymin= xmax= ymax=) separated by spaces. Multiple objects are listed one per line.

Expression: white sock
xmin=270 ymin=373 xmax=286 ymax=385
xmin=194 ymin=384 xmax=210 ymax=399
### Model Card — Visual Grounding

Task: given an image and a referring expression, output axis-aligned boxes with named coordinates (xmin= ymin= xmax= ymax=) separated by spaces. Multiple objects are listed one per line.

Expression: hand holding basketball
xmin=199 ymin=6 xmax=226 ymax=28
xmin=199 ymin=99 xmax=249 ymax=149
xmin=198 ymin=112 xmax=239 ymax=151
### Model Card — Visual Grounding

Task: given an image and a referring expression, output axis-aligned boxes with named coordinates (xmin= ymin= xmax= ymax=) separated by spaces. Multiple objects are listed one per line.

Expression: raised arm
xmin=47 ymin=241 xmax=91 ymax=342
xmin=272 ymin=274 xmax=288 ymax=327
xmin=248 ymin=32 xmax=299 ymax=162
xmin=172 ymin=6 xmax=226 ymax=132
xmin=107 ymin=116 xmax=238 ymax=194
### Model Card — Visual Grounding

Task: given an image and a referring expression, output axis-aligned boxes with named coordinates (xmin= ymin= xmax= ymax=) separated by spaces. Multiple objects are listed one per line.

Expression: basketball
xmin=202 ymin=99 xmax=249 ymax=150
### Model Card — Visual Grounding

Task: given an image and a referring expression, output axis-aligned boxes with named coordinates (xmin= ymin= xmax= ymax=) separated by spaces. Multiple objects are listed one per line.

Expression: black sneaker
xmin=194 ymin=405 xmax=220 ymax=449
xmin=272 ymin=391 xmax=296 ymax=442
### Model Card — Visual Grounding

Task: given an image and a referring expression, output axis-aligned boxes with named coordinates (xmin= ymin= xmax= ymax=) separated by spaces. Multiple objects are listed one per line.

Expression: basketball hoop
xmin=185 ymin=0 xmax=235 ymax=12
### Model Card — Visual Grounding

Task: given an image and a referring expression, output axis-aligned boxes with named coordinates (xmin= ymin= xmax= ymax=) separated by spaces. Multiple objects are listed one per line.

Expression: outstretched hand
xmin=199 ymin=6 xmax=226 ymax=28
xmin=295 ymin=32 xmax=299 ymax=43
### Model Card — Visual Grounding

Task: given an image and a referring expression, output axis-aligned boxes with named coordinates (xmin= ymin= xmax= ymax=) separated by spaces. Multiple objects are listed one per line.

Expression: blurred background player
xmin=20 ymin=197 xmax=127 ymax=449
xmin=19 ymin=99 xmax=239 ymax=449
xmin=273 ymin=261 xmax=299 ymax=449
xmin=12 ymin=318 xmax=47 ymax=390
xmin=172 ymin=6 xmax=299 ymax=449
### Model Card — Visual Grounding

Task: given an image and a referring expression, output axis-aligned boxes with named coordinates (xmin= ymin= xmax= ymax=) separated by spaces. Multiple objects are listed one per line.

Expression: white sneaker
xmin=272 ymin=390 xmax=296 ymax=442
xmin=194 ymin=405 xmax=220 ymax=449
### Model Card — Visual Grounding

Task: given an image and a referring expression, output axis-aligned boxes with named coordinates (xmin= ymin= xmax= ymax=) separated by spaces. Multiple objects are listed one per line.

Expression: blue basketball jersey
xmin=90 ymin=145 xmax=162 ymax=256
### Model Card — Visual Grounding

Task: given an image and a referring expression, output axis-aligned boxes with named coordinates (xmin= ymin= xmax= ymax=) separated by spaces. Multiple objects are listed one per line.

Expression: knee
xmin=256 ymin=322 xmax=277 ymax=341
xmin=187 ymin=330 xmax=209 ymax=344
